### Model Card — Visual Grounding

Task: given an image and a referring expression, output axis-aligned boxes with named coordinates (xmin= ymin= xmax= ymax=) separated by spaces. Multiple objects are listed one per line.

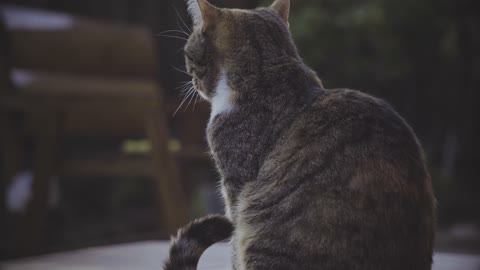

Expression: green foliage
xmin=287 ymin=0 xmax=450 ymax=93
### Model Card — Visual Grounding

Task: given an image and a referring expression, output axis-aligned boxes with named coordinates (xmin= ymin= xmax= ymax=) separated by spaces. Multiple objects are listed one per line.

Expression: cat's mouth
xmin=192 ymin=77 xmax=209 ymax=101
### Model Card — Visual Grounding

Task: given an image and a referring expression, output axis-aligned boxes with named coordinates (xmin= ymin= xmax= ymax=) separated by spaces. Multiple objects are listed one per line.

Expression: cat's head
xmin=184 ymin=0 xmax=297 ymax=101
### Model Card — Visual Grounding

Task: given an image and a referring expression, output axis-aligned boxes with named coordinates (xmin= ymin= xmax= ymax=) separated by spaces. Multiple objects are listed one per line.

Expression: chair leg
xmin=146 ymin=103 xmax=188 ymax=235
xmin=0 ymin=112 xmax=24 ymax=258
xmin=16 ymin=110 xmax=60 ymax=254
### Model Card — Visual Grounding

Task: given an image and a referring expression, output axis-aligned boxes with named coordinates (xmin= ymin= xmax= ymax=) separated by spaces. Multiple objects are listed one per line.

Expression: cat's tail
xmin=163 ymin=214 xmax=234 ymax=270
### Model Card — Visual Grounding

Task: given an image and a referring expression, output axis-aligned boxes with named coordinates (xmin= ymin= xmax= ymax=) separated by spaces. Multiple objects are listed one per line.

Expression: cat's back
xmin=296 ymin=88 xmax=434 ymax=213
xmin=244 ymin=88 xmax=435 ymax=270
xmin=293 ymin=88 xmax=427 ymax=171
xmin=305 ymin=88 xmax=414 ymax=147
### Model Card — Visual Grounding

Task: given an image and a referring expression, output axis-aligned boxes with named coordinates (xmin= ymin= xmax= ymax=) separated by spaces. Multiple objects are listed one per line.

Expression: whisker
xmin=157 ymin=29 xmax=189 ymax=37
xmin=155 ymin=34 xmax=188 ymax=41
xmin=169 ymin=4 xmax=191 ymax=37
xmin=179 ymin=88 xmax=195 ymax=113
xmin=176 ymin=80 xmax=193 ymax=90
xmin=178 ymin=82 xmax=193 ymax=96
xmin=172 ymin=65 xmax=191 ymax=76
xmin=192 ymin=92 xmax=200 ymax=111
xmin=172 ymin=5 xmax=192 ymax=33
xmin=181 ymin=86 xmax=193 ymax=98
xmin=178 ymin=85 xmax=190 ymax=96
xmin=173 ymin=90 xmax=193 ymax=117
xmin=184 ymin=87 xmax=197 ymax=111
xmin=173 ymin=80 xmax=196 ymax=116
xmin=176 ymin=20 xmax=190 ymax=38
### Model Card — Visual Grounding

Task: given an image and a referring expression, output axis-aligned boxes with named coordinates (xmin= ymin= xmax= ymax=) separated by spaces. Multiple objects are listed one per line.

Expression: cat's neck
xmin=208 ymin=61 xmax=322 ymax=124
xmin=233 ymin=59 xmax=320 ymax=103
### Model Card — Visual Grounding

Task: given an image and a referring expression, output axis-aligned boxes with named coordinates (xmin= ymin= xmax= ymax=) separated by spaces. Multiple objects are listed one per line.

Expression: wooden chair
xmin=0 ymin=5 xmax=189 ymax=255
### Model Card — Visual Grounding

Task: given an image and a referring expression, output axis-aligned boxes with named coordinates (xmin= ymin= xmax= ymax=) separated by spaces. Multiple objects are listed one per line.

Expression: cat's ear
xmin=271 ymin=0 xmax=290 ymax=23
xmin=186 ymin=0 xmax=220 ymax=31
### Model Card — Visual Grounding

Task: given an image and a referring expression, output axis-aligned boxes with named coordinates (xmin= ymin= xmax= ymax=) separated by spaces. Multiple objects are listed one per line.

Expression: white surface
xmin=434 ymin=253 xmax=480 ymax=270
xmin=1 ymin=241 xmax=479 ymax=270
xmin=2 ymin=5 xmax=74 ymax=30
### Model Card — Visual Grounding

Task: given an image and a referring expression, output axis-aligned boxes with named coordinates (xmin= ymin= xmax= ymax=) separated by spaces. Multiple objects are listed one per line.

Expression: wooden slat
xmin=9 ymin=21 xmax=156 ymax=78
xmin=12 ymin=70 xmax=158 ymax=98
xmin=61 ymin=156 xmax=153 ymax=177
xmin=61 ymin=100 xmax=155 ymax=136
xmin=60 ymin=149 xmax=210 ymax=178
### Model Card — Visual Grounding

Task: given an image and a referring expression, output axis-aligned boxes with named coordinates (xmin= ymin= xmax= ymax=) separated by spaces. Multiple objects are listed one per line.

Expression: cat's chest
xmin=209 ymin=71 xmax=234 ymax=123
xmin=207 ymin=73 xmax=257 ymax=175
xmin=207 ymin=107 xmax=281 ymax=187
xmin=207 ymin=114 xmax=261 ymax=173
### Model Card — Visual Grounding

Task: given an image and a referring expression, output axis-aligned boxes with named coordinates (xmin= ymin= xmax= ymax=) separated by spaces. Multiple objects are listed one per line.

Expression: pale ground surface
xmin=1 ymin=241 xmax=479 ymax=270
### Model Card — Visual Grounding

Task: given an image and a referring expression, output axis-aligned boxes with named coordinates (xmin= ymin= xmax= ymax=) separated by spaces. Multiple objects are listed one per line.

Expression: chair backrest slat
xmin=3 ymin=6 xmax=157 ymax=79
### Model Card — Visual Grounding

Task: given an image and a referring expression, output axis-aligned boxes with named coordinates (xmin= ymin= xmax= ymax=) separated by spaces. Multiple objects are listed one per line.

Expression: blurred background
xmin=0 ymin=0 xmax=479 ymax=261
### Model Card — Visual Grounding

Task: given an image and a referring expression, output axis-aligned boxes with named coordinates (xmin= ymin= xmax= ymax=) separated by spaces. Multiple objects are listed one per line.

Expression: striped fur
xmin=164 ymin=215 xmax=233 ymax=270
xmin=170 ymin=0 xmax=436 ymax=269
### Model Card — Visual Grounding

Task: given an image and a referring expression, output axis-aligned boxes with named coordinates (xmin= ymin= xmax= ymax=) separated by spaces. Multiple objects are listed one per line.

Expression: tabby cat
xmin=163 ymin=0 xmax=436 ymax=269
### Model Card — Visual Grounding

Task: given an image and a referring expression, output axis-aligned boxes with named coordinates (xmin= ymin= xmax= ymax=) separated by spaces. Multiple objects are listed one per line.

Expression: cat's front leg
xmin=220 ymin=181 xmax=233 ymax=220
xmin=220 ymin=178 xmax=241 ymax=270
xmin=231 ymin=237 xmax=240 ymax=270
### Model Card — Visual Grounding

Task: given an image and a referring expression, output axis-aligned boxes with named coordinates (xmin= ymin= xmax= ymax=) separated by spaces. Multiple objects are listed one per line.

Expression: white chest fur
xmin=209 ymin=71 xmax=234 ymax=123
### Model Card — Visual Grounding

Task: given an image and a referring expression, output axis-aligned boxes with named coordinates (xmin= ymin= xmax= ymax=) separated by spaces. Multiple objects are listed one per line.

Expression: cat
xmin=163 ymin=0 xmax=436 ymax=269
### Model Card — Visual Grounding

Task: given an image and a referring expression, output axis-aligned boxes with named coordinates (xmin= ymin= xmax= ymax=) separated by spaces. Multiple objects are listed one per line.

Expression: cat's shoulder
xmin=315 ymin=88 xmax=389 ymax=109
xmin=300 ymin=88 xmax=409 ymax=136
xmin=310 ymin=88 xmax=399 ymax=120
